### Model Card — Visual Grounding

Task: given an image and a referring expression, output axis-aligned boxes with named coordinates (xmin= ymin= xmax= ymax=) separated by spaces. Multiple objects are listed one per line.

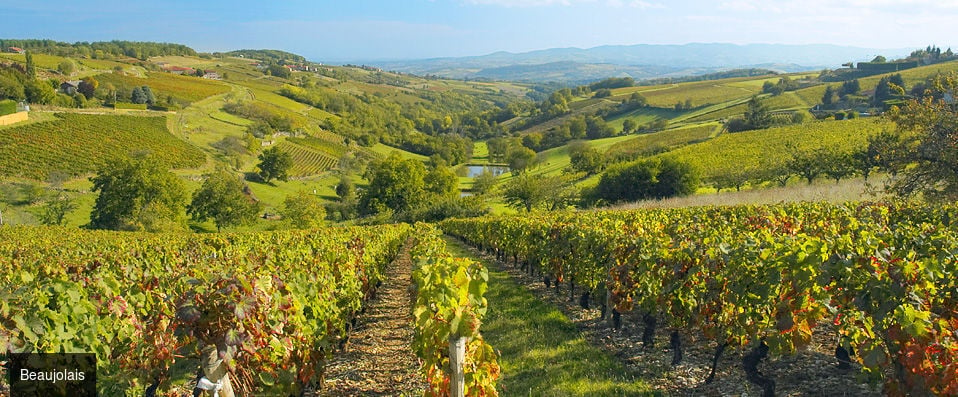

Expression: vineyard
xmin=441 ymin=202 xmax=958 ymax=396
xmin=288 ymin=135 xmax=347 ymax=158
xmin=605 ymin=123 xmax=717 ymax=161
xmin=276 ymin=141 xmax=341 ymax=176
xmin=0 ymin=113 xmax=205 ymax=179
xmin=95 ymin=72 xmax=230 ymax=104
xmin=0 ymin=222 xmax=500 ymax=396
xmin=613 ymin=80 xmax=759 ymax=108
xmin=0 ymin=224 xmax=410 ymax=395
xmin=661 ymin=118 xmax=886 ymax=180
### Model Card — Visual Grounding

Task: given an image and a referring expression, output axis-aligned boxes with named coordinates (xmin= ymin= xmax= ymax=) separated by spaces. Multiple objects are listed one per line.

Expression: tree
xmin=873 ymin=77 xmax=892 ymax=106
xmin=327 ymin=176 xmax=358 ymax=221
xmin=568 ymin=141 xmax=605 ymax=175
xmin=141 ymin=86 xmax=156 ymax=105
xmin=501 ymin=174 xmax=552 ymax=212
xmin=871 ymin=55 xmax=887 ymax=63
xmin=424 ymin=166 xmax=459 ymax=198
xmin=889 ymin=73 xmax=905 ymax=90
xmin=884 ymin=74 xmax=958 ymax=200
xmin=744 ymin=96 xmax=772 ymax=130
xmin=256 ymin=146 xmax=293 ymax=183
xmin=267 ymin=64 xmax=291 ymax=78
xmin=785 ymin=145 xmax=825 ymax=184
xmin=821 ymin=150 xmax=856 ymax=184
xmin=594 ymin=158 xmax=698 ymax=203
xmin=282 ymin=190 xmax=326 ymax=229
xmin=622 ymin=119 xmax=637 ymax=134
xmin=24 ymin=79 xmax=55 ymax=104
xmin=839 ymin=79 xmax=861 ymax=98
xmin=359 ymin=153 xmax=427 ymax=215
xmin=725 ymin=117 xmax=748 ymax=133
xmin=78 ymin=76 xmax=98 ymax=100
xmin=628 ymin=92 xmax=647 ymax=107
xmin=131 ymin=86 xmax=146 ymax=104
xmin=585 ymin=115 xmax=615 ymax=139
xmin=39 ymin=193 xmax=76 ymax=226
xmin=335 ymin=176 xmax=355 ymax=200
xmin=187 ymin=171 xmax=261 ymax=231
xmin=472 ymin=169 xmax=499 ymax=196
xmin=568 ymin=117 xmax=587 ymax=139
xmin=651 ymin=157 xmax=700 ymax=198
xmin=25 ymin=51 xmax=35 ymax=79
xmin=506 ymin=145 xmax=536 ymax=174
xmin=89 ymin=156 xmax=188 ymax=232
xmin=486 ymin=137 xmax=510 ymax=163
xmin=822 ymin=85 xmax=836 ymax=107
xmin=57 ymin=60 xmax=76 ymax=76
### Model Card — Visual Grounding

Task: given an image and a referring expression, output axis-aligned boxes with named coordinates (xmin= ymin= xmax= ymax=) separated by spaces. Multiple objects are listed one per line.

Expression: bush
xmin=399 ymin=196 xmax=489 ymax=223
xmin=114 ymin=102 xmax=148 ymax=110
xmin=594 ymin=157 xmax=698 ymax=203
xmin=0 ymin=99 xmax=16 ymax=116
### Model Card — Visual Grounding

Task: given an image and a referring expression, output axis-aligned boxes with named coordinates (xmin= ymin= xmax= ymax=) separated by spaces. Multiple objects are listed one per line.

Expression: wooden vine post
xmin=197 ymin=345 xmax=235 ymax=397
xmin=449 ymin=335 xmax=467 ymax=397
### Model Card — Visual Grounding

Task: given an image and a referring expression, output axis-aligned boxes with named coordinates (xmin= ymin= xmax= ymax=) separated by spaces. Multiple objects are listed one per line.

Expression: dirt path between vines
xmin=322 ymin=242 xmax=424 ymax=396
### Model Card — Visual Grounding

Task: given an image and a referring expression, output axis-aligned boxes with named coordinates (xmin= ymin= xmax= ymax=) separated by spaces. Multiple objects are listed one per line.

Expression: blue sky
xmin=1 ymin=0 xmax=956 ymax=62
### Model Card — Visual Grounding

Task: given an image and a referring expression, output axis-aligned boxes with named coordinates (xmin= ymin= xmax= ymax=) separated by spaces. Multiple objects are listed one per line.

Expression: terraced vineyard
xmin=0 ymin=113 xmax=205 ymax=179
xmin=276 ymin=141 xmax=340 ymax=176
xmin=288 ymin=135 xmax=346 ymax=158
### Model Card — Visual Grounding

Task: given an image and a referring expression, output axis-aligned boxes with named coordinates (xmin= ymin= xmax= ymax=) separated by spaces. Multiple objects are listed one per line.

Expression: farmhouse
xmin=202 ymin=72 xmax=221 ymax=80
xmin=6 ymin=47 xmax=25 ymax=54
xmin=60 ymin=80 xmax=81 ymax=95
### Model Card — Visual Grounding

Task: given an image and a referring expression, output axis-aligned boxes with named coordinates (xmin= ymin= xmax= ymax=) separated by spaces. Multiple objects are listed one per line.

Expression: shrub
xmin=594 ymin=157 xmax=698 ymax=203
xmin=0 ymin=99 xmax=16 ymax=116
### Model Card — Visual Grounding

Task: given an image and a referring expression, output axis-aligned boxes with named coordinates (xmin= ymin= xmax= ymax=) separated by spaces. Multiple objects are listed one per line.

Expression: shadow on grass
xmin=444 ymin=237 xmax=656 ymax=397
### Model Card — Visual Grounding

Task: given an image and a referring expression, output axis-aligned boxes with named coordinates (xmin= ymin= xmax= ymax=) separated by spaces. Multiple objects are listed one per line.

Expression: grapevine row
xmin=277 ymin=141 xmax=340 ymax=176
xmin=441 ymin=202 xmax=957 ymax=395
xmin=0 ymin=224 xmax=409 ymax=395
xmin=410 ymin=224 xmax=500 ymax=396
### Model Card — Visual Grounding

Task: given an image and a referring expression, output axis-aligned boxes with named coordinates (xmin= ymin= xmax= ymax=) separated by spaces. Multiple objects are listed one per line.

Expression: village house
xmin=60 ymin=80 xmax=81 ymax=95
xmin=202 ymin=71 xmax=221 ymax=80
xmin=6 ymin=47 xmax=25 ymax=54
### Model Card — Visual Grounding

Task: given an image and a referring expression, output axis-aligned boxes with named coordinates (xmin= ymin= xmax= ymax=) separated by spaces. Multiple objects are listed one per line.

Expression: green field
xmin=0 ymin=113 xmax=205 ymax=179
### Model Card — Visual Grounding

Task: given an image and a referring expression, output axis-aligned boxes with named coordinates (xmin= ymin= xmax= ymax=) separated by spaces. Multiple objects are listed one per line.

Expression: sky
xmin=1 ymin=0 xmax=956 ymax=62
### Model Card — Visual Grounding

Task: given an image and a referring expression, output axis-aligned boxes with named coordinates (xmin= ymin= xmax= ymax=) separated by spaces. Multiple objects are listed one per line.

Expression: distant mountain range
xmin=371 ymin=43 xmax=913 ymax=84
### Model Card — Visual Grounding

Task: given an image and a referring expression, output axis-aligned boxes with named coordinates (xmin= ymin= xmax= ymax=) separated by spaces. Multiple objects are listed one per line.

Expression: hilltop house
xmin=60 ymin=80 xmax=81 ymax=95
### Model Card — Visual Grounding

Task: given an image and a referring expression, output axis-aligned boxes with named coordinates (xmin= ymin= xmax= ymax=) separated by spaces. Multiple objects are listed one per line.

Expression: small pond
xmin=463 ymin=165 xmax=510 ymax=178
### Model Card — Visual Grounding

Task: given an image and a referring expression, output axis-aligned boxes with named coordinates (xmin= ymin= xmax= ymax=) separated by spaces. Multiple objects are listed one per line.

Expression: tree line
xmin=0 ymin=39 xmax=196 ymax=60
